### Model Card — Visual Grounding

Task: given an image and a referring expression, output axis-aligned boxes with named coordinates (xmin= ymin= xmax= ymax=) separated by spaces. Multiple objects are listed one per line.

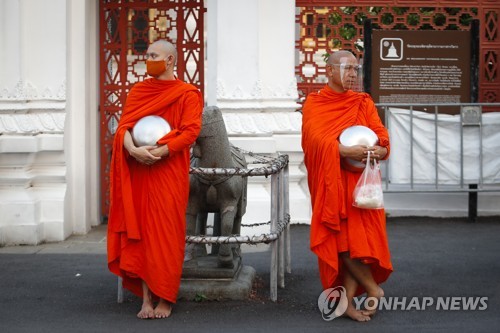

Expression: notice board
xmin=371 ymin=30 xmax=471 ymax=113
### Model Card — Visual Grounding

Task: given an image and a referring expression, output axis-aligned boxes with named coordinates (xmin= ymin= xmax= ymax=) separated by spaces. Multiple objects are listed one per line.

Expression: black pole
xmin=468 ymin=184 xmax=478 ymax=223
xmin=470 ymin=19 xmax=480 ymax=104
xmin=469 ymin=19 xmax=480 ymax=223
xmin=363 ymin=19 xmax=372 ymax=95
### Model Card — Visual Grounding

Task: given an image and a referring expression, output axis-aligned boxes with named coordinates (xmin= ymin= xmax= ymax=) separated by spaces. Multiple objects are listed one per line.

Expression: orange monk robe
xmin=107 ymin=78 xmax=203 ymax=303
xmin=301 ymin=85 xmax=393 ymax=296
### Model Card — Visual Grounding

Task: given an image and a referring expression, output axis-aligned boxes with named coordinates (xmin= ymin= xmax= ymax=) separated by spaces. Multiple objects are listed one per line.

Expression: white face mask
xmin=338 ymin=57 xmax=364 ymax=92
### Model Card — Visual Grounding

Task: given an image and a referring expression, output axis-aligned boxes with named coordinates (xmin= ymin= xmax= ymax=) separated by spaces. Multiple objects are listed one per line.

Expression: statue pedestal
xmin=179 ymin=255 xmax=256 ymax=300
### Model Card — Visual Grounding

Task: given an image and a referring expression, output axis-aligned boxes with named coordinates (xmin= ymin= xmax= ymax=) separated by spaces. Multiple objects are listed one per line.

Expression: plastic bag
xmin=352 ymin=151 xmax=384 ymax=209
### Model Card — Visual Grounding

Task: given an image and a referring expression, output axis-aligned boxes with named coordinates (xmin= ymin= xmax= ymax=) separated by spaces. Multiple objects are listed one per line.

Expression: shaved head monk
xmin=301 ymin=50 xmax=392 ymax=322
xmin=107 ymin=40 xmax=203 ymax=319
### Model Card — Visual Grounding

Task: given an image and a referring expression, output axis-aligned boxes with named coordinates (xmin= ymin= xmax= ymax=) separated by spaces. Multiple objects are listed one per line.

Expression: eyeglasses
xmin=331 ymin=64 xmax=362 ymax=74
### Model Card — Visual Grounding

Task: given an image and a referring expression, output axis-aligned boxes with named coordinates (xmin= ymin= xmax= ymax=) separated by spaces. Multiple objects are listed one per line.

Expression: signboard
xmin=371 ymin=30 xmax=471 ymax=113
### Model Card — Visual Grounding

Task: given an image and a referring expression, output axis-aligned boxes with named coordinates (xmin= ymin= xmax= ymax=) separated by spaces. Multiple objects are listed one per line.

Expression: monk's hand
xmin=340 ymin=144 xmax=374 ymax=164
xmin=370 ymin=145 xmax=388 ymax=161
xmin=360 ymin=145 xmax=377 ymax=164
xmin=150 ymin=145 xmax=169 ymax=159
xmin=130 ymin=146 xmax=161 ymax=165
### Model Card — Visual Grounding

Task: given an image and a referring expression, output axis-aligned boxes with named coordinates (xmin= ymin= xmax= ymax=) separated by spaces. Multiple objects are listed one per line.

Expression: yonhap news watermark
xmin=352 ymin=295 xmax=488 ymax=311
xmin=318 ymin=287 xmax=488 ymax=321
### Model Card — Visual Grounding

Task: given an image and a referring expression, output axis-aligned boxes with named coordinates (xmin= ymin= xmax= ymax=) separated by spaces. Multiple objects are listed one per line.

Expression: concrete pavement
xmin=0 ymin=217 xmax=499 ymax=333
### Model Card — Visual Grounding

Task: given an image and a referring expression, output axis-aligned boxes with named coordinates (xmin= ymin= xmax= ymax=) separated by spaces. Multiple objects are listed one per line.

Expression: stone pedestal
xmin=179 ymin=255 xmax=256 ymax=301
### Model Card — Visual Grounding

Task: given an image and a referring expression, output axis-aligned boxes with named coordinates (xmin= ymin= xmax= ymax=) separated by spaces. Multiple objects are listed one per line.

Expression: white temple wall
xmin=0 ymin=0 xmax=100 ymax=246
xmin=0 ymin=0 xmax=67 ymax=245
xmin=205 ymin=0 xmax=310 ymax=234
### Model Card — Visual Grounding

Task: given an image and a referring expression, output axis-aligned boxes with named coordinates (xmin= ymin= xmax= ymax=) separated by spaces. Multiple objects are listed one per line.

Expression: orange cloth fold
xmin=301 ymin=85 xmax=392 ymax=295
xmin=107 ymin=78 xmax=203 ymax=303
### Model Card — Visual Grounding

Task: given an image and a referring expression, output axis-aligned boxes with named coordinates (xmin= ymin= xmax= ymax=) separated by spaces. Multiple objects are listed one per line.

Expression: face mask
xmin=146 ymin=59 xmax=166 ymax=77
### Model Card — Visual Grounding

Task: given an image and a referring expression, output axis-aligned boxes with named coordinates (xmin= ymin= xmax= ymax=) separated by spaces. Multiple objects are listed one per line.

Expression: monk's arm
xmin=161 ymin=91 xmax=203 ymax=155
xmin=339 ymin=143 xmax=368 ymax=161
xmin=366 ymin=100 xmax=390 ymax=161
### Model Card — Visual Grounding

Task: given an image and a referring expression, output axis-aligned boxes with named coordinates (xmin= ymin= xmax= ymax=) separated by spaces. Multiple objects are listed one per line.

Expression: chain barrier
xmin=189 ymin=147 xmax=289 ymax=178
xmin=186 ymin=149 xmax=289 ymax=245
xmin=185 ymin=214 xmax=290 ymax=245
xmin=203 ymin=221 xmax=271 ymax=230
xmin=241 ymin=221 xmax=271 ymax=227
xmin=185 ymin=148 xmax=290 ymax=302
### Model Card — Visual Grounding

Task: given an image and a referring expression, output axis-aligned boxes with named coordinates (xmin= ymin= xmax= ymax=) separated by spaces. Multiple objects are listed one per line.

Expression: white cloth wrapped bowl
xmin=132 ymin=115 xmax=171 ymax=147
xmin=339 ymin=125 xmax=379 ymax=171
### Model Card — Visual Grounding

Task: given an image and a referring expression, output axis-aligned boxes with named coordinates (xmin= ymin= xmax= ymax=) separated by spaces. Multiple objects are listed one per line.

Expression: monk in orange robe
xmin=107 ymin=40 xmax=203 ymax=319
xmin=302 ymin=50 xmax=392 ymax=322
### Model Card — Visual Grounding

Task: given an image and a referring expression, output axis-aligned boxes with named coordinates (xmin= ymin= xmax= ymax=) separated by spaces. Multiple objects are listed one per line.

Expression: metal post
xmin=278 ymin=168 xmax=285 ymax=289
xmin=284 ymin=164 xmax=291 ymax=274
xmin=460 ymin=108 xmax=465 ymax=189
xmin=384 ymin=106 xmax=390 ymax=190
xmin=434 ymin=105 xmax=439 ymax=189
xmin=468 ymin=184 xmax=478 ymax=223
xmin=461 ymin=105 xmax=482 ymax=223
xmin=410 ymin=105 xmax=414 ymax=190
xmin=270 ymin=173 xmax=279 ymax=301
xmin=117 ymin=277 xmax=123 ymax=303
xmin=468 ymin=20 xmax=480 ymax=223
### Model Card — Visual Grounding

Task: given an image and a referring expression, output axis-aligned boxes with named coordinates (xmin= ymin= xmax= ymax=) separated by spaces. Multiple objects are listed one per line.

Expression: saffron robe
xmin=301 ymin=85 xmax=393 ymax=295
xmin=107 ymin=78 xmax=203 ymax=303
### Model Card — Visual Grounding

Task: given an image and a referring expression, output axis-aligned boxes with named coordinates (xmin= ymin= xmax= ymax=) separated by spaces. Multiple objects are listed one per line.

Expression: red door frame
xmin=99 ymin=1 xmax=205 ymax=218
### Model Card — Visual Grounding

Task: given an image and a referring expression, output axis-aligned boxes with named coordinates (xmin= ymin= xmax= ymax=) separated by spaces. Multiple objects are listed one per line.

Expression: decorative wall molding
xmin=0 ymin=113 xmax=65 ymax=134
xmin=0 ymin=80 xmax=66 ymax=101
xmin=223 ymin=111 xmax=302 ymax=136
xmin=217 ymin=79 xmax=299 ymax=101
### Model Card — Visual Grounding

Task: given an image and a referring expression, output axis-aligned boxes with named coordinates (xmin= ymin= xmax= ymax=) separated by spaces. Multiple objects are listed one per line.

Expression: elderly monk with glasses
xmin=301 ymin=50 xmax=392 ymax=322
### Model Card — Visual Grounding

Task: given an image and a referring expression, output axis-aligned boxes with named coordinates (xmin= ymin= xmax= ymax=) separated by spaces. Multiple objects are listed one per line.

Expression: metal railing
xmin=377 ymin=103 xmax=500 ymax=220
xmin=185 ymin=150 xmax=291 ymax=301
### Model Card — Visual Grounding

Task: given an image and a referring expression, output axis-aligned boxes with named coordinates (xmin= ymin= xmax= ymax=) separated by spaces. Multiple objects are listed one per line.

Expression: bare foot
xmin=343 ymin=305 xmax=371 ymax=322
xmin=154 ymin=299 xmax=172 ymax=319
xmin=137 ymin=300 xmax=155 ymax=319
xmin=361 ymin=286 xmax=384 ymax=317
